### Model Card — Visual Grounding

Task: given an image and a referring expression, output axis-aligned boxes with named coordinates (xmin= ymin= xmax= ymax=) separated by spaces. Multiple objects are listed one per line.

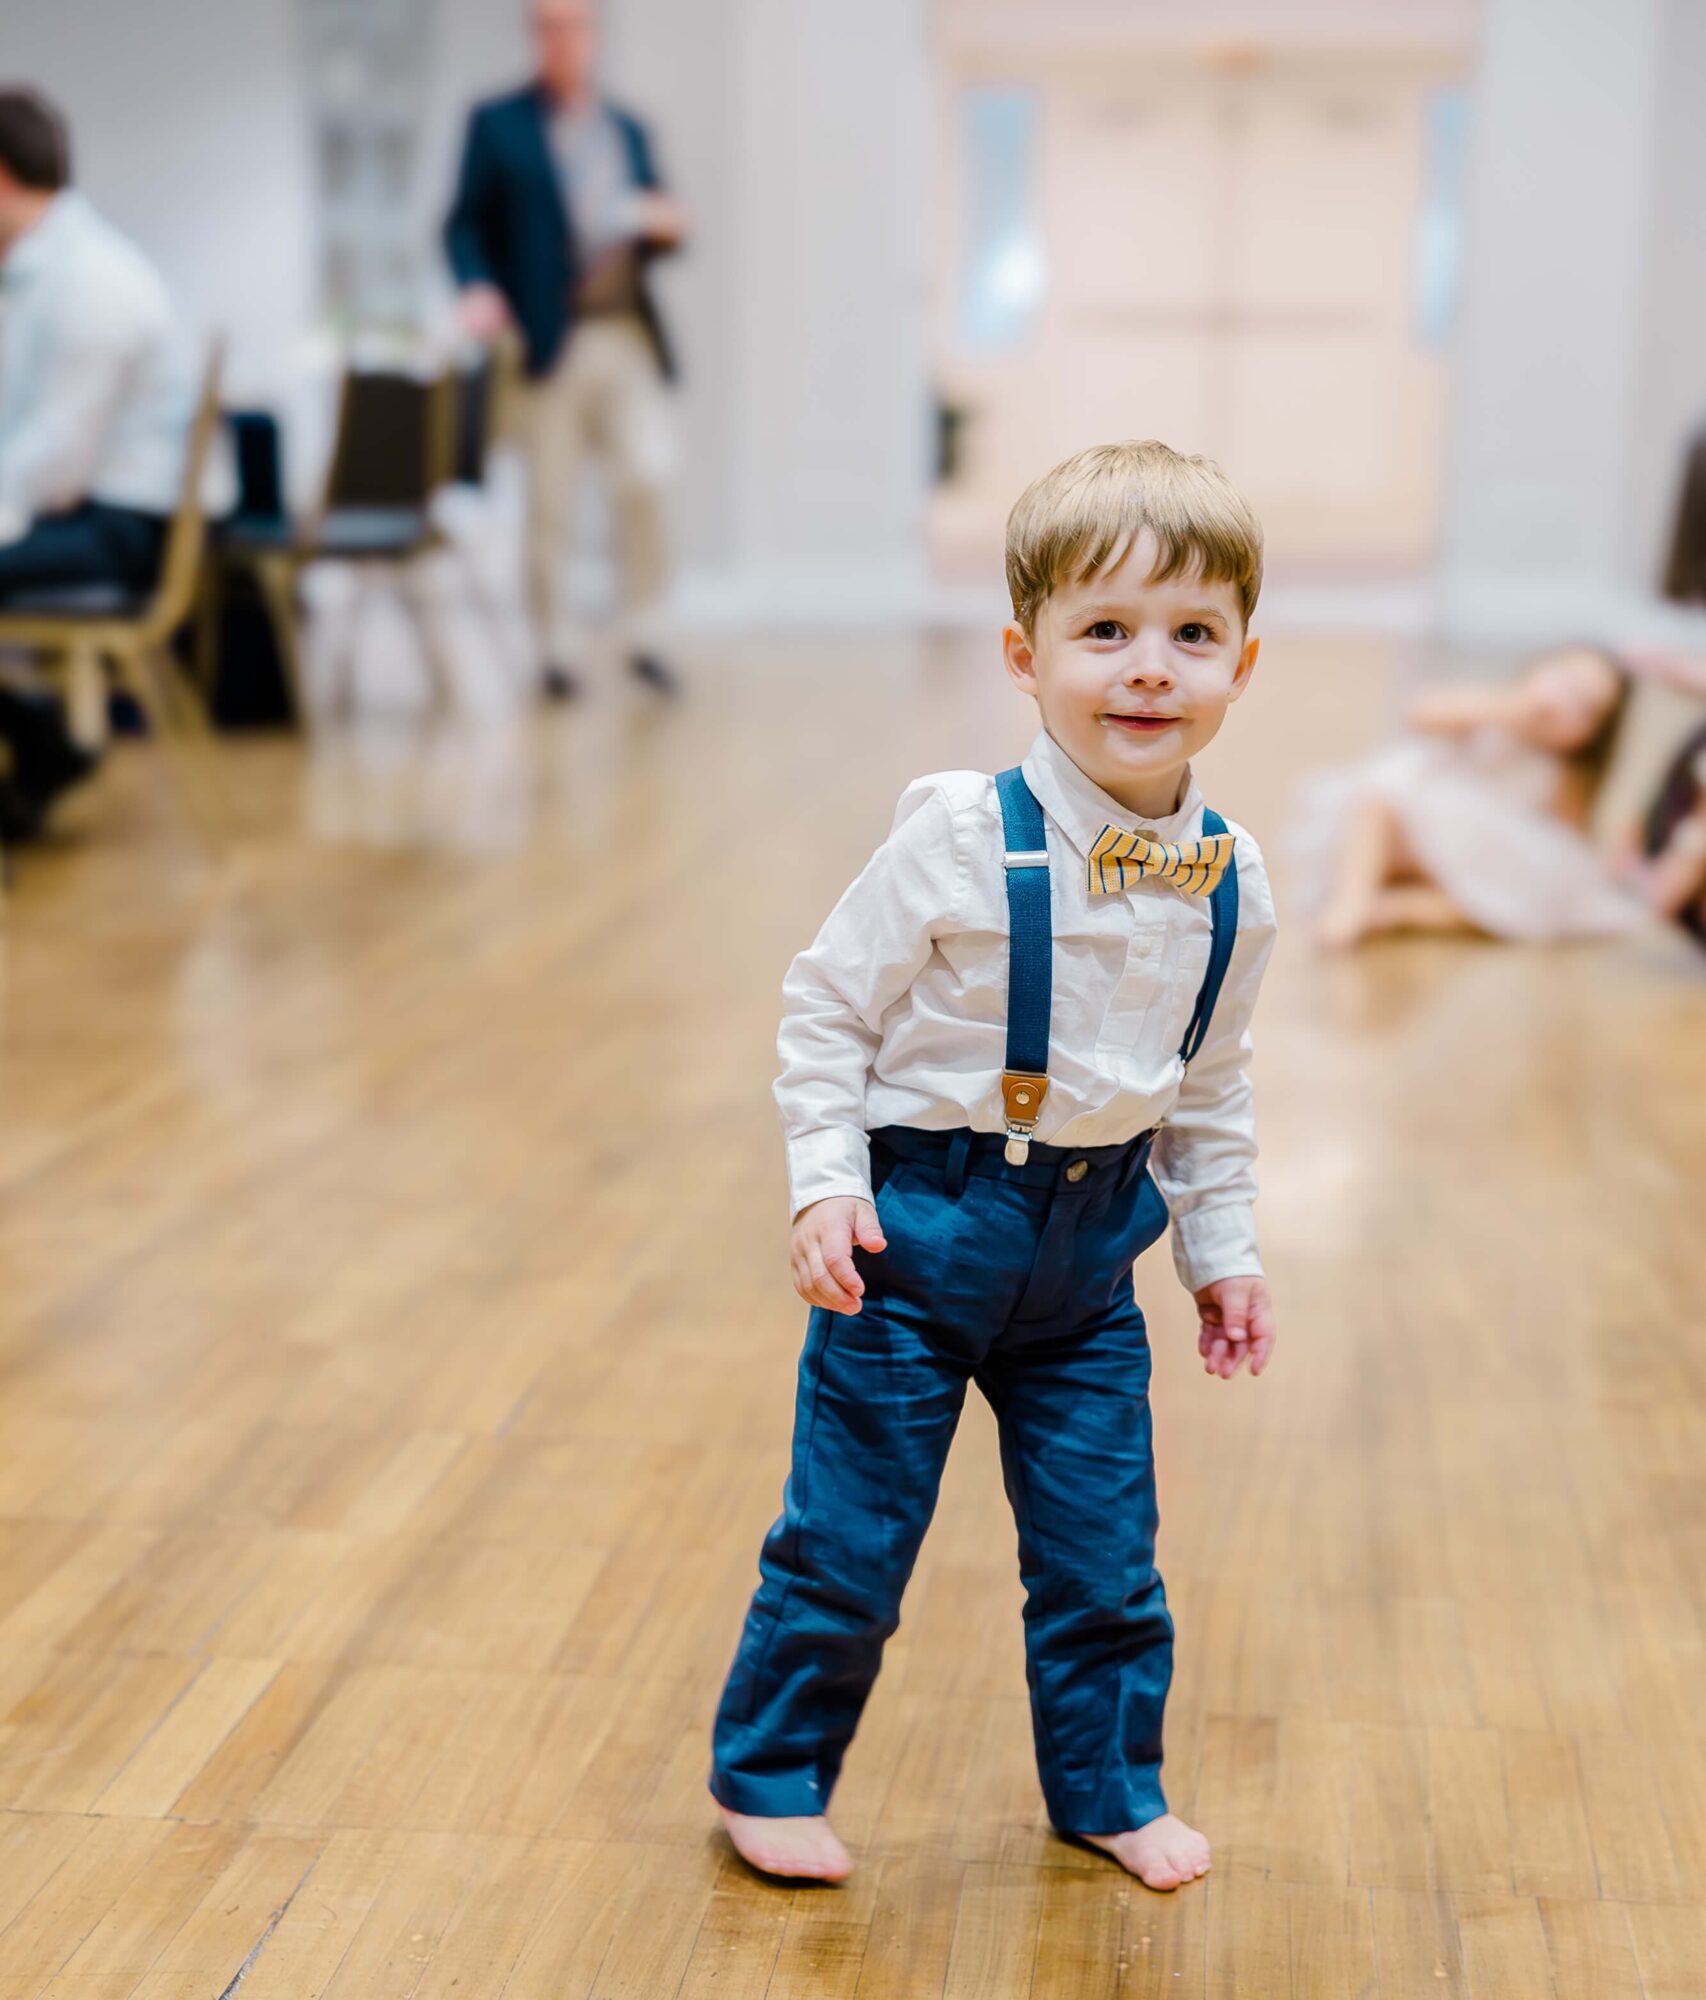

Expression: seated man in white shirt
xmin=0 ymin=87 xmax=196 ymax=834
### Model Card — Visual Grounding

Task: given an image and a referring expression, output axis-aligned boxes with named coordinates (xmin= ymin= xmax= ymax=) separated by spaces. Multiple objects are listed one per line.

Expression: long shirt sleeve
xmin=1148 ymin=832 xmax=1278 ymax=1291
xmin=774 ymin=779 xmax=963 ymax=1218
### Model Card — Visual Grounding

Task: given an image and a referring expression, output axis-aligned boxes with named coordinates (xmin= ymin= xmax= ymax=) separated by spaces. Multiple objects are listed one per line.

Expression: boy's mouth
xmin=1101 ymin=712 xmax=1178 ymax=735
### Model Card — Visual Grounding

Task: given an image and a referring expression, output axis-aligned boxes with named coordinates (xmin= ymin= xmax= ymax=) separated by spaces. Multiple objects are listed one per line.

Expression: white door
xmin=930 ymin=52 xmax=1458 ymax=580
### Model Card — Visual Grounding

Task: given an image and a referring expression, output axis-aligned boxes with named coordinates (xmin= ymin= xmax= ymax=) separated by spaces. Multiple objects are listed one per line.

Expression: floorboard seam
xmin=214 ymin=1850 xmax=322 ymax=2000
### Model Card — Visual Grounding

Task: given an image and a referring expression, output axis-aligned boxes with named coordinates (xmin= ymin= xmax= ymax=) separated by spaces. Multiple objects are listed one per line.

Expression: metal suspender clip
xmin=1000 ymin=1072 xmax=1049 ymax=1165
xmin=1003 ymin=849 xmax=1049 ymax=869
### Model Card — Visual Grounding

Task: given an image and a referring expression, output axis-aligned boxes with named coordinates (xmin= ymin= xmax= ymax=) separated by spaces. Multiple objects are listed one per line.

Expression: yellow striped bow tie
xmin=1086 ymin=825 xmax=1235 ymax=897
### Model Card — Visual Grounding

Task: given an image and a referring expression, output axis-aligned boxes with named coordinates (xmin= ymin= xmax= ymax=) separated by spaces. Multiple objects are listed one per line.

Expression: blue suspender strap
xmin=994 ymin=766 xmax=1052 ymax=1162
xmin=1178 ymin=807 xmax=1239 ymax=1064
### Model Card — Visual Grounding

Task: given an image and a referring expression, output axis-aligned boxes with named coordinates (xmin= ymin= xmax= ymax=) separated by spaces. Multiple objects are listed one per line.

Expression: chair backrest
xmin=319 ymin=367 xmax=456 ymax=513
xmin=141 ymin=337 xmax=225 ymax=642
xmin=224 ymin=407 xmax=289 ymax=526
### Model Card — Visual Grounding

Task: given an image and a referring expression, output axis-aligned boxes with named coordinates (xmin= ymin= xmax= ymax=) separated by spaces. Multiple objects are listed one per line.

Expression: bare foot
xmin=719 ymin=1807 xmax=853 ymax=1882
xmin=1081 ymin=1813 xmax=1211 ymax=1890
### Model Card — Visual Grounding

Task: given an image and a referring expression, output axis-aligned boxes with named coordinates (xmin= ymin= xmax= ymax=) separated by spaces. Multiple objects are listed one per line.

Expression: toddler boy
xmin=710 ymin=439 xmax=1279 ymax=1889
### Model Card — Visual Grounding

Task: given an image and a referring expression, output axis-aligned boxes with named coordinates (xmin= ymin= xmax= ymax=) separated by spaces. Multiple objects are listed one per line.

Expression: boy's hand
xmin=1194 ymin=1275 xmax=1276 ymax=1380
xmin=791 ymin=1197 xmax=887 ymax=1315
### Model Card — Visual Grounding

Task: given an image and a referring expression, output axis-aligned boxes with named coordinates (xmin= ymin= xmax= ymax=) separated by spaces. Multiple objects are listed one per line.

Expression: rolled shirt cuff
xmin=1169 ymin=1199 xmax=1263 ymax=1293
xmin=785 ymin=1125 xmax=874 ymax=1221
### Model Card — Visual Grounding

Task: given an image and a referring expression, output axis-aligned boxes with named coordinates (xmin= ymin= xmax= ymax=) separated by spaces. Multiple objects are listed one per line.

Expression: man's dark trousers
xmin=0 ymin=501 xmax=166 ymax=603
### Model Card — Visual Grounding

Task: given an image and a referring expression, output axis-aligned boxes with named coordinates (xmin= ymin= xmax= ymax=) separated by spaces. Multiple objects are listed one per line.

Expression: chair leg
xmin=325 ymin=568 xmax=371 ymax=720
xmin=125 ymin=640 xmax=229 ymax=853
xmin=65 ymin=637 xmax=110 ymax=752
xmin=447 ymin=533 xmax=528 ymax=700
xmin=398 ymin=554 xmax=457 ymax=713
xmin=253 ymin=552 xmax=308 ymax=727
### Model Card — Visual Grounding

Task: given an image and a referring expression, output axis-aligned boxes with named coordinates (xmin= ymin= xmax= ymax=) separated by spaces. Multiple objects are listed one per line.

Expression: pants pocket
xmin=858 ymin=1167 xmax=1041 ymax=1354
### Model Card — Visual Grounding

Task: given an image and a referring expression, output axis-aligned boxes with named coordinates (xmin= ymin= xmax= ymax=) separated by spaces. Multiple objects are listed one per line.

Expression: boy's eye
xmin=1176 ymin=622 xmax=1213 ymax=645
xmin=1085 ymin=620 xmax=1124 ymax=641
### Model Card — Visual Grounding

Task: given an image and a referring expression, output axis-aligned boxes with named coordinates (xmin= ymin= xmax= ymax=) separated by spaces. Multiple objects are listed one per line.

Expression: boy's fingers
xmin=852 ymin=1201 xmax=887 ymax=1253
xmin=1247 ymin=1294 xmax=1276 ymax=1374
xmin=826 ymin=1251 xmax=864 ymax=1298
xmin=805 ymin=1246 xmax=851 ymax=1312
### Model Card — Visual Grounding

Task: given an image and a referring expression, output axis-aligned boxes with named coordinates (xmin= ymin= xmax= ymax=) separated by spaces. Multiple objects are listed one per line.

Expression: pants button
xmin=1065 ymin=1159 xmax=1089 ymax=1183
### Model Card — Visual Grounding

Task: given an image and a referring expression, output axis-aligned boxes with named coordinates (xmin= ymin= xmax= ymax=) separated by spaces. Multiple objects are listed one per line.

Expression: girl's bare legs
xmin=1318 ymin=795 xmax=1480 ymax=946
xmin=1317 ymin=794 xmax=1406 ymax=948
xmin=1359 ymin=883 xmax=1479 ymax=937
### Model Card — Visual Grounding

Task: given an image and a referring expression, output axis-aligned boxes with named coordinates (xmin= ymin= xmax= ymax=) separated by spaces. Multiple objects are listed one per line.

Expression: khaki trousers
xmin=514 ymin=314 xmax=672 ymax=664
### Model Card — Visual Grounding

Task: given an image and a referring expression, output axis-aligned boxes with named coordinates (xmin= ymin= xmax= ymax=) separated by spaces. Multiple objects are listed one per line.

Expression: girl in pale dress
xmin=1297 ymin=645 xmax=1646 ymax=949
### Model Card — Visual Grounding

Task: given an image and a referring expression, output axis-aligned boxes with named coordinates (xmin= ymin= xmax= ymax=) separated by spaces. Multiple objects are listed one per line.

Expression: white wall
xmin=1436 ymin=0 xmax=1706 ymax=643
xmin=6 ymin=0 xmax=315 ymax=409
xmin=5 ymin=0 xmax=933 ymax=623
xmin=1624 ymin=0 xmax=1706 ymax=603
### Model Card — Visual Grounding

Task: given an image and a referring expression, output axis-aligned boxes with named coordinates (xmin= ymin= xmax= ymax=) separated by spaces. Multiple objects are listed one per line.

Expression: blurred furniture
xmin=1661 ymin=424 xmax=1706 ymax=603
xmin=206 ymin=361 xmax=519 ymax=726
xmin=198 ymin=409 xmax=305 ymax=726
xmin=0 ymin=340 xmax=227 ymax=832
xmin=302 ymin=365 xmax=460 ymax=713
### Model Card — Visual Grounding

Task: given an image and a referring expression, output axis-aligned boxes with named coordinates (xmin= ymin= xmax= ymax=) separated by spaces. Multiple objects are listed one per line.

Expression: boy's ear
xmin=1003 ymin=622 xmax=1039 ymax=697
xmin=1228 ymin=634 xmax=1259 ymax=701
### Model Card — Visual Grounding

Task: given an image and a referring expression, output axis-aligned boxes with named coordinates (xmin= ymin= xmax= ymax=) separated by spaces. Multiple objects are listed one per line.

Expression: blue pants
xmin=711 ymin=1122 xmax=1174 ymax=1836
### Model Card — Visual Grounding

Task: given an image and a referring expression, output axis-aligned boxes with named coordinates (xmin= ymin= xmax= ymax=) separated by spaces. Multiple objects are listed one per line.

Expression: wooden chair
xmin=0 ymin=339 xmax=227 ymax=833
xmin=194 ymin=408 xmax=307 ymax=726
xmin=297 ymin=365 xmax=461 ymax=714
xmin=214 ymin=359 xmax=521 ymax=723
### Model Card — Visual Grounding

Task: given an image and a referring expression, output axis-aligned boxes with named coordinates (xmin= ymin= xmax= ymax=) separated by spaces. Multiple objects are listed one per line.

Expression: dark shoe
xmin=0 ymin=734 xmax=100 ymax=841
xmin=627 ymin=650 xmax=679 ymax=696
xmin=107 ymin=689 xmax=150 ymax=737
xmin=0 ymin=777 xmax=45 ymax=844
xmin=30 ymin=734 xmax=99 ymax=803
xmin=539 ymin=662 xmax=581 ymax=703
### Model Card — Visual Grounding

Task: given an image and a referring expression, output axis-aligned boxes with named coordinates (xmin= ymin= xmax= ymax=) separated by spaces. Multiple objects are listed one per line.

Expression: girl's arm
xmin=1406 ymin=684 xmax=1523 ymax=735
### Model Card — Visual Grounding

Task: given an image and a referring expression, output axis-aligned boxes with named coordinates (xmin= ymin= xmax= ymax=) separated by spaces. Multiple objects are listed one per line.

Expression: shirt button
xmin=1065 ymin=1159 xmax=1089 ymax=1183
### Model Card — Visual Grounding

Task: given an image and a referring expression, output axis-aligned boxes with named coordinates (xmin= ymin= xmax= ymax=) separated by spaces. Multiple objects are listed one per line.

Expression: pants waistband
xmin=869 ymin=1123 xmax=1155 ymax=1194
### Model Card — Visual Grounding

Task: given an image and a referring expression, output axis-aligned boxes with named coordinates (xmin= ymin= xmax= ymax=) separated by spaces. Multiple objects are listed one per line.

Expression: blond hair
xmin=1005 ymin=439 xmax=1263 ymax=637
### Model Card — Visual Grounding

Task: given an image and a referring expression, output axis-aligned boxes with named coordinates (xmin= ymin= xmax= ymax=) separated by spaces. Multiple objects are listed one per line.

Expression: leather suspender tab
xmin=1000 ymin=1071 xmax=1049 ymax=1165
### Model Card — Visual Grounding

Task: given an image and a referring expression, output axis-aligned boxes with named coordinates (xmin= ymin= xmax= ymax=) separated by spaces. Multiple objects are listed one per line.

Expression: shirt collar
xmin=2 ymin=190 xmax=87 ymax=290
xmin=1019 ymin=726 xmax=1204 ymax=860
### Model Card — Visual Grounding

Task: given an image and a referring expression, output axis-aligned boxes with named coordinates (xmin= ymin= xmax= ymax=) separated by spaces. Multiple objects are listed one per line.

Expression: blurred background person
xmin=0 ymin=84 xmax=195 ymax=836
xmin=1292 ymin=645 xmax=1644 ymax=949
xmin=444 ymin=0 xmax=686 ymax=704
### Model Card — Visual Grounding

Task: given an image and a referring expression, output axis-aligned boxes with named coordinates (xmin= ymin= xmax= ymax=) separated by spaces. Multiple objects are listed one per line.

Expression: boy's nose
xmin=1122 ymin=641 xmax=1175 ymax=684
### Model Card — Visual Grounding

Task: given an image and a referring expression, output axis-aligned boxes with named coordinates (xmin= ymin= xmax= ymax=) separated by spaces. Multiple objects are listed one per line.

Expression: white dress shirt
xmin=0 ymin=192 xmax=195 ymax=541
xmin=774 ymin=728 xmax=1278 ymax=1292
xmin=548 ymin=100 xmax=640 ymax=263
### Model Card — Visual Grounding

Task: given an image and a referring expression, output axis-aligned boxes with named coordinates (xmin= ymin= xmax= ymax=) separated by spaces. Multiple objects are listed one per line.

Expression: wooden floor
xmin=0 ymin=631 xmax=1703 ymax=1999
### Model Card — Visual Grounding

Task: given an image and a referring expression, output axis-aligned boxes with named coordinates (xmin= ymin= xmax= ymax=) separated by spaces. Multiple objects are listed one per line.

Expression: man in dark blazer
xmin=445 ymin=0 xmax=685 ymax=699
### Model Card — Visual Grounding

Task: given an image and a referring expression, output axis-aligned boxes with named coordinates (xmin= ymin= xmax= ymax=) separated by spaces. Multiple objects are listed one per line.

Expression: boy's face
xmin=1002 ymin=527 xmax=1259 ymax=819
